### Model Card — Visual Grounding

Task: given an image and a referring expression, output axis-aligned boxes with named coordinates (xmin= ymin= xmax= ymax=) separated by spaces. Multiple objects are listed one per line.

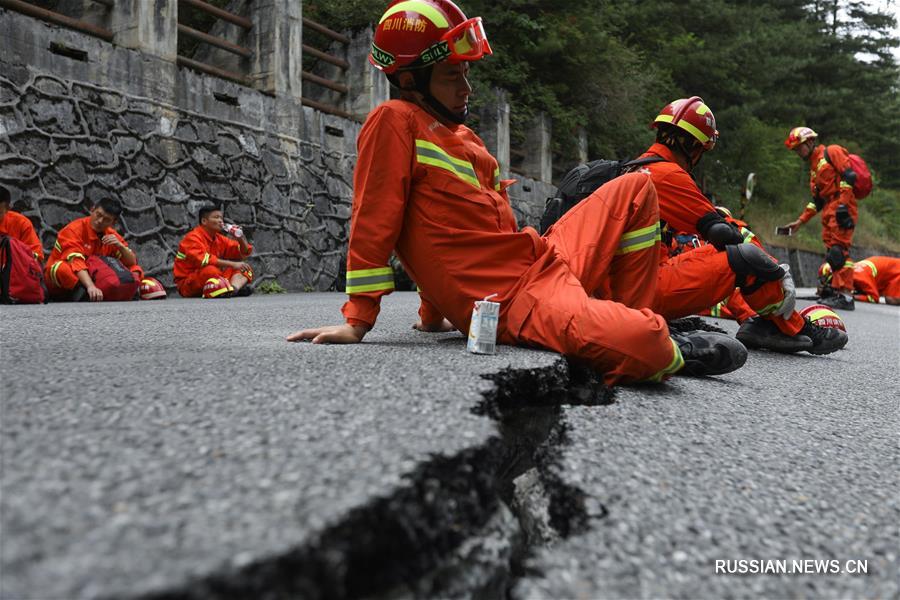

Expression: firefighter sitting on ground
xmin=287 ymin=0 xmax=748 ymax=384
xmin=819 ymin=256 xmax=900 ymax=306
xmin=45 ymin=197 xmax=151 ymax=302
xmin=780 ymin=127 xmax=858 ymax=311
xmin=637 ymin=97 xmax=847 ymax=356
xmin=0 ymin=185 xmax=43 ymax=262
xmin=173 ymin=203 xmax=254 ymax=298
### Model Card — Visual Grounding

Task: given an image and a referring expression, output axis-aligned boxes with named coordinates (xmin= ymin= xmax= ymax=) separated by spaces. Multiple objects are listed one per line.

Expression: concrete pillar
xmin=346 ymin=27 xmax=390 ymax=122
xmin=250 ymin=0 xmax=303 ymax=100
xmin=110 ymin=0 xmax=178 ymax=62
xmin=575 ymin=127 xmax=589 ymax=164
xmin=475 ymin=88 xmax=510 ymax=179
xmin=522 ymin=112 xmax=552 ymax=183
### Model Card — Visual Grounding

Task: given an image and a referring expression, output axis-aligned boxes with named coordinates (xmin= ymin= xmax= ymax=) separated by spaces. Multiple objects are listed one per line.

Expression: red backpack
xmin=0 ymin=234 xmax=47 ymax=304
xmin=824 ymin=146 xmax=873 ymax=199
xmin=86 ymin=255 xmax=139 ymax=301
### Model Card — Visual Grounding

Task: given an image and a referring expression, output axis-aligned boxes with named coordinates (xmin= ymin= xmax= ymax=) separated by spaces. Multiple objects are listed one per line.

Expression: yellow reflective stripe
xmin=175 ymin=252 xmax=186 ymax=260
xmin=416 ymin=140 xmax=480 ymax=189
xmin=867 ymin=295 xmax=876 ymax=303
xmin=856 ymin=260 xmax=877 ymax=277
xmin=50 ymin=262 xmax=62 ymax=287
xmin=54 ymin=241 xmax=61 ymax=252
xmin=843 ymin=260 xmax=854 ymax=269
xmin=65 ymin=252 xmax=85 ymax=262
xmin=616 ymin=223 xmax=660 ymax=255
xmin=739 ymin=227 xmax=755 ymax=243
xmin=816 ymin=158 xmax=828 ymax=173
xmin=839 ymin=181 xmax=853 ymax=189
xmin=493 ymin=167 xmax=501 ymax=191
xmin=806 ymin=308 xmax=838 ymax=322
xmin=646 ymin=338 xmax=684 ymax=383
xmin=806 ymin=202 xmax=817 ymax=211
xmin=755 ymin=301 xmax=783 ymax=317
xmin=379 ymin=1 xmax=449 ymax=27
xmin=201 ymin=253 xmax=210 ymax=267
xmin=654 ymin=114 xmax=710 ymax=143
xmin=346 ymin=267 xmax=394 ymax=294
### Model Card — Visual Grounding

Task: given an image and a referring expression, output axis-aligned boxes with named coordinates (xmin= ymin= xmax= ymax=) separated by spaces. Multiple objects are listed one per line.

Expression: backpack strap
xmin=621 ymin=156 xmax=666 ymax=171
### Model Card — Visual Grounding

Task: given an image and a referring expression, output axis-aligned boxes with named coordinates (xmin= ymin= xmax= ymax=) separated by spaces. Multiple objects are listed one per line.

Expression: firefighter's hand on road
xmin=286 ymin=323 xmax=368 ymax=344
xmin=87 ymin=284 xmax=103 ymax=302
xmin=412 ymin=318 xmax=455 ymax=333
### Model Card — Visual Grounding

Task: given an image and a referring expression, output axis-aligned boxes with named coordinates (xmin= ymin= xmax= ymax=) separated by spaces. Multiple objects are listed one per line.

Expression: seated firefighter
xmin=45 ymin=198 xmax=159 ymax=302
xmin=637 ymin=96 xmax=847 ymax=356
xmin=173 ymin=203 xmax=253 ymax=298
xmin=0 ymin=185 xmax=44 ymax=262
xmin=287 ymin=0 xmax=749 ymax=385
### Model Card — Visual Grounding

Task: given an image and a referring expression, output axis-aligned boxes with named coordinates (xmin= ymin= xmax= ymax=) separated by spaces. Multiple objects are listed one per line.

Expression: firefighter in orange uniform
xmin=173 ymin=203 xmax=254 ymax=298
xmin=821 ymin=256 xmax=900 ymax=305
xmin=639 ymin=97 xmax=846 ymax=355
xmin=0 ymin=185 xmax=44 ymax=262
xmin=780 ymin=127 xmax=857 ymax=310
xmin=44 ymin=198 xmax=144 ymax=301
xmin=287 ymin=0 xmax=749 ymax=384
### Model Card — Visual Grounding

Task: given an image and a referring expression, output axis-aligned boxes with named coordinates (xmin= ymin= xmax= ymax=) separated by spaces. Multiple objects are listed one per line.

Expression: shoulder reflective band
xmin=493 ymin=167 xmax=501 ymax=191
xmin=856 ymin=260 xmax=877 ymax=276
xmin=54 ymin=241 xmax=61 ymax=252
xmin=616 ymin=223 xmax=660 ymax=255
xmin=839 ymin=181 xmax=853 ymax=190
xmin=739 ymin=227 xmax=755 ymax=243
xmin=415 ymin=140 xmax=480 ymax=189
xmin=65 ymin=252 xmax=85 ymax=262
xmin=202 ymin=253 xmax=210 ymax=267
xmin=646 ymin=338 xmax=685 ymax=383
xmin=175 ymin=252 xmax=186 ymax=260
xmin=346 ymin=266 xmax=395 ymax=294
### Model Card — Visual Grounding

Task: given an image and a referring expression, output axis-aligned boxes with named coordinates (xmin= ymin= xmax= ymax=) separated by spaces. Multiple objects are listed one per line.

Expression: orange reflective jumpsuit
xmin=641 ymin=143 xmax=805 ymax=336
xmin=852 ymin=256 xmax=900 ymax=303
xmin=0 ymin=210 xmax=43 ymax=261
xmin=342 ymin=99 xmax=680 ymax=385
xmin=45 ymin=216 xmax=143 ymax=296
xmin=795 ymin=144 xmax=857 ymax=291
xmin=173 ymin=225 xmax=254 ymax=297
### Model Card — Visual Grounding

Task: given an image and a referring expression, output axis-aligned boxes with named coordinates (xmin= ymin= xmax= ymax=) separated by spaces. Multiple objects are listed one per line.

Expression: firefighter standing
xmin=780 ymin=127 xmax=858 ymax=311
xmin=639 ymin=98 xmax=847 ymax=355
xmin=287 ymin=0 xmax=749 ymax=384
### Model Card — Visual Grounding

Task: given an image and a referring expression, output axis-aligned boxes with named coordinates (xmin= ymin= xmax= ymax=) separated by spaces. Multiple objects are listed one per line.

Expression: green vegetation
xmin=305 ymin=0 xmax=899 ymax=250
xmin=257 ymin=279 xmax=287 ymax=294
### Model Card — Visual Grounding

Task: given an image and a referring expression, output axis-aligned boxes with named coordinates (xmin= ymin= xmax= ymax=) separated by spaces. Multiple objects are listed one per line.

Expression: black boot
xmin=669 ymin=329 xmax=748 ymax=377
xmin=799 ymin=318 xmax=848 ymax=355
xmin=819 ymin=293 xmax=855 ymax=311
xmin=736 ymin=317 xmax=812 ymax=353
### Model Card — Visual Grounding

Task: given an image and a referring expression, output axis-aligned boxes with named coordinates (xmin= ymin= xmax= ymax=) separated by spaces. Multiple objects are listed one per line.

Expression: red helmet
xmin=369 ymin=0 xmax=492 ymax=74
xmin=817 ymin=262 xmax=833 ymax=286
xmin=202 ymin=276 xmax=234 ymax=299
xmin=139 ymin=277 xmax=167 ymax=300
xmin=799 ymin=304 xmax=846 ymax=331
xmin=651 ymin=96 xmax=718 ymax=150
xmin=784 ymin=126 xmax=818 ymax=150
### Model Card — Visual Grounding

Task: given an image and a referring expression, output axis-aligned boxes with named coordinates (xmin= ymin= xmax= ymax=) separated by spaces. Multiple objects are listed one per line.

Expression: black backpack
xmin=539 ymin=156 xmax=665 ymax=234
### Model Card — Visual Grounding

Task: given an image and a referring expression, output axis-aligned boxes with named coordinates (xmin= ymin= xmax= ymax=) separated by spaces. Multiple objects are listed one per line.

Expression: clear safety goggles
xmin=441 ymin=17 xmax=492 ymax=62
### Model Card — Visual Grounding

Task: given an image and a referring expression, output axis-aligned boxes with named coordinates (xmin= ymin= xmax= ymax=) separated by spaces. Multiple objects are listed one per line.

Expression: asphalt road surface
xmin=1 ymin=291 xmax=897 ymax=599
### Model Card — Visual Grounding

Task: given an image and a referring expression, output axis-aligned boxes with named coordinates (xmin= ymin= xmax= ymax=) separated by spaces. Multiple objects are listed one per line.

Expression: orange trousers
xmin=654 ymin=245 xmax=804 ymax=335
xmin=501 ymin=174 xmax=679 ymax=386
xmin=46 ymin=259 xmax=143 ymax=298
xmin=820 ymin=199 xmax=856 ymax=291
xmin=176 ymin=264 xmax=253 ymax=297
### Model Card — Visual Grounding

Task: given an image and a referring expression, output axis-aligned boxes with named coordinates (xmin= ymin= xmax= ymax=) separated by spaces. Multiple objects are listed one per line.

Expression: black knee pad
xmin=726 ymin=243 xmax=785 ymax=294
xmin=826 ymin=245 xmax=846 ymax=271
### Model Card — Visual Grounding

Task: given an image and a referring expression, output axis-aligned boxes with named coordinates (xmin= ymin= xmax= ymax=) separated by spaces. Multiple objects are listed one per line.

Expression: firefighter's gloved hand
xmin=836 ymin=204 xmax=855 ymax=229
xmin=775 ymin=264 xmax=797 ymax=319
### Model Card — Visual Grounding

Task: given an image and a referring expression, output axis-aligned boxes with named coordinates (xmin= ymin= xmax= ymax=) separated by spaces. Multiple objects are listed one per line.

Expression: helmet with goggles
xmin=651 ymin=96 xmax=719 ymax=151
xmin=784 ymin=126 xmax=818 ymax=150
xmin=369 ymin=0 xmax=492 ymax=74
